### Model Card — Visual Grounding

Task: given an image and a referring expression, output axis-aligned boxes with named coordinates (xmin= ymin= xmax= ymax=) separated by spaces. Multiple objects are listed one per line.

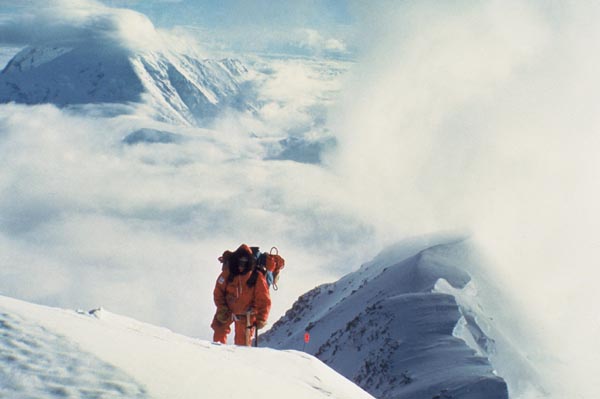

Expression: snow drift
xmin=261 ymin=236 xmax=545 ymax=399
xmin=0 ymin=295 xmax=373 ymax=399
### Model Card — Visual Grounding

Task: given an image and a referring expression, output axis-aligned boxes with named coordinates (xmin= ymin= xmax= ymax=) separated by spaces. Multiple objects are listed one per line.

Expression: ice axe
xmin=245 ymin=309 xmax=259 ymax=347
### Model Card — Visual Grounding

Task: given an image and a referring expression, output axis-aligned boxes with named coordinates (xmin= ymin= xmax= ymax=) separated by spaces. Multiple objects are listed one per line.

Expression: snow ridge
xmin=261 ymin=237 xmax=516 ymax=399
xmin=0 ymin=295 xmax=374 ymax=399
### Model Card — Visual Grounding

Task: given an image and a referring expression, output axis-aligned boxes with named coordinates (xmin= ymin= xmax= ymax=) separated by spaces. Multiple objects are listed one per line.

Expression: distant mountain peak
xmin=0 ymin=44 xmax=253 ymax=126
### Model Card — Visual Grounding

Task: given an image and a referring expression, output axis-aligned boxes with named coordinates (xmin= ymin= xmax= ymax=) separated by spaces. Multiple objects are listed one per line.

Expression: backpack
xmin=256 ymin=247 xmax=285 ymax=290
xmin=218 ymin=245 xmax=285 ymax=290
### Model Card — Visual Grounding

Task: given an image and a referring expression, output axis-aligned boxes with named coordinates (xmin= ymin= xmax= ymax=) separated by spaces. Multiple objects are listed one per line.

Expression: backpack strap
xmin=246 ymin=268 xmax=260 ymax=288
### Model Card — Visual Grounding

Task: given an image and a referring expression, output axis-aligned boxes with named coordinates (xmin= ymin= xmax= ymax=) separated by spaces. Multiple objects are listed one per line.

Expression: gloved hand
xmin=255 ymin=319 xmax=267 ymax=330
xmin=215 ymin=307 xmax=231 ymax=324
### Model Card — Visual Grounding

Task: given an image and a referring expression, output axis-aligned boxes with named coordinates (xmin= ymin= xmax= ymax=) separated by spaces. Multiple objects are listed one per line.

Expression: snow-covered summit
xmin=0 ymin=295 xmax=373 ymax=399
xmin=0 ymin=43 xmax=251 ymax=125
xmin=261 ymin=236 xmax=545 ymax=399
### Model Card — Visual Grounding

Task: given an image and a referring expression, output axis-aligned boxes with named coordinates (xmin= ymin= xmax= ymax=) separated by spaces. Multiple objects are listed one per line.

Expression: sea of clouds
xmin=0 ymin=0 xmax=366 ymax=342
xmin=1 ymin=0 xmax=599 ymax=398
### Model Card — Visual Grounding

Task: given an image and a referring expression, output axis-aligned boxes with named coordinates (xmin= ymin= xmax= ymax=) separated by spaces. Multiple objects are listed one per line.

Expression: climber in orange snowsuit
xmin=211 ymin=244 xmax=271 ymax=346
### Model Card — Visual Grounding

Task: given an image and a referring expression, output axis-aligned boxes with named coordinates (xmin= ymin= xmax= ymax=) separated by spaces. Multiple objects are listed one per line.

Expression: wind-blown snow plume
xmin=330 ymin=1 xmax=600 ymax=397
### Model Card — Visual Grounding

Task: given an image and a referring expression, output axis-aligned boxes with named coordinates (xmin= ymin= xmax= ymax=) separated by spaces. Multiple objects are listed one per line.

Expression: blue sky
xmin=118 ymin=0 xmax=354 ymax=30
xmin=0 ymin=0 xmax=356 ymax=57
xmin=101 ymin=0 xmax=356 ymax=56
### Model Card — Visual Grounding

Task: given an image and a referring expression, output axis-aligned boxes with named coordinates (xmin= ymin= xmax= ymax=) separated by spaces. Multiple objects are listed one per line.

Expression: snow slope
xmin=0 ymin=295 xmax=373 ymax=399
xmin=261 ymin=236 xmax=545 ymax=399
xmin=0 ymin=45 xmax=251 ymax=125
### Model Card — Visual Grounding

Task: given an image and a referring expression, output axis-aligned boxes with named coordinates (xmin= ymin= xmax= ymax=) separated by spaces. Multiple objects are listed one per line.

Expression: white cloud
xmin=244 ymin=58 xmax=346 ymax=137
xmin=296 ymin=28 xmax=348 ymax=55
xmin=0 ymin=62 xmax=371 ymax=338
xmin=0 ymin=0 xmax=164 ymax=51
xmin=330 ymin=0 xmax=600 ymax=397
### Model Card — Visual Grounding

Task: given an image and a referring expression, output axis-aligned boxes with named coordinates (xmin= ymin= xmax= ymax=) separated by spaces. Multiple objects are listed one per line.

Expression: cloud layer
xmin=330 ymin=1 xmax=600 ymax=397
xmin=0 ymin=50 xmax=366 ymax=340
xmin=0 ymin=0 xmax=189 ymax=53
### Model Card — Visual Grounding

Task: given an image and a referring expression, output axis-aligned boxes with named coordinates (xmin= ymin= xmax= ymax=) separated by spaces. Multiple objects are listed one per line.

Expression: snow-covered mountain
xmin=0 ymin=44 xmax=252 ymax=125
xmin=0 ymin=295 xmax=373 ymax=399
xmin=261 ymin=236 xmax=545 ymax=399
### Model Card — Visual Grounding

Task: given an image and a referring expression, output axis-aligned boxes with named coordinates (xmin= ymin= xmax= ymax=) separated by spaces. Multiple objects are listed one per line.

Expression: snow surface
xmin=0 ymin=47 xmax=23 ymax=70
xmin=0 ymin=295 xmax=374 ymax=399
xmin=261 ymin=235 xmax=545 ymax=399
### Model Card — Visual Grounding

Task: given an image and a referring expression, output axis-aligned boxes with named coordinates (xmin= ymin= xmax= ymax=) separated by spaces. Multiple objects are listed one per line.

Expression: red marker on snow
xmin=303 ymin=331 xmax=310 ymax=351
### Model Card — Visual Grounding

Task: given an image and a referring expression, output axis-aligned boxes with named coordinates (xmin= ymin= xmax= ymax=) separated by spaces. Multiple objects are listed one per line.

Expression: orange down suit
xmin=211 ymin=267 xmax=271 ymax=346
